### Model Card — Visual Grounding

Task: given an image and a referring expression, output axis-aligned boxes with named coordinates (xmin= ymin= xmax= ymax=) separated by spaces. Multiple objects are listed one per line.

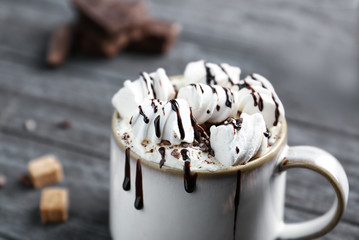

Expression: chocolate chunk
xmin=160 ymin=140 xmax=171 ymax=146
xmin=76 ymin=22 xmax=129 ymax=57
xmin=127 ymin=19 xmax=180 ymax=54
xmin=19 ymin=174 xmax=33 ymax=187
xmin=72 ymin=0 xmax=147 ymax=35
xmin=171 ymin=149 xmax=180 ymax=159
xmin=0 ymin=174 xmax=6 ymax=188
xmin=46 ymin=25 xmax=73 ymax=67
xmin=57 ymin=120 xmax=71 ymax=129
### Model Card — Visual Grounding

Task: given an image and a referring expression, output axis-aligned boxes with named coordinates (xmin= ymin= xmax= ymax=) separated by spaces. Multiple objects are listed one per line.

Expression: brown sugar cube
xmin=40 ymin=188 xmax=69 ymax=223
xmin=28 ymin=155 xmax=63 ymax=188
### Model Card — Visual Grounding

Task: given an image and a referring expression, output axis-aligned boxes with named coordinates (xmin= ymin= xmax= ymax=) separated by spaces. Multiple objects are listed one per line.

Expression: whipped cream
xmin=177 ymin=83 xmax=238 ymax=124
xmin=130 ymin=98 xmax=194 ymax=145
xmin=183 ymin=61 xmax=285 ymax=129
xmin=112 ymin=68 xmax=175 ymax=119
xmin=210 ymin=113 xmax=268 ymax=166
xmin=112 ymin=61 xmax=285 ymax=171
xmin=115 ymin=117 xmax=221 ymax=171
xmin=234 ymin=74 xmax=285 ymax=129
xmin=184 ymin=60 xmax=241 ymax=87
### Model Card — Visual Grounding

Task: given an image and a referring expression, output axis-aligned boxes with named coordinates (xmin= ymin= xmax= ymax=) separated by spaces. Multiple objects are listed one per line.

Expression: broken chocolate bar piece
xmin=40 ymin=188 xmax=69 ymax=223
xmin=76 ymin=22 xmax=129 ymax=57
xmin=72 ymin=0 xmax=147 ymax=35
xmin=127 ymin=19 xmax=180 ymax=54
xmin=46 ymin=25 xmax=73 ymax=67
xmin=28 ymin=155 xmax=63 ymax=188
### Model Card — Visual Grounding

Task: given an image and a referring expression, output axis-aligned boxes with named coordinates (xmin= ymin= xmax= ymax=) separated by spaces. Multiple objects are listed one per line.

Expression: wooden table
xmin=0 ymin=0 xmax=358 ymax=239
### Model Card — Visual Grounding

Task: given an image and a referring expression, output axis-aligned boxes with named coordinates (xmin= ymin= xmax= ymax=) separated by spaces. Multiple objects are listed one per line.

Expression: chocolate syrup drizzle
xmin=210 ymin=85 xmax=217 ymax=94
xmin=151 ymin=99 xmax=158 ymax=113
xmin=140 ymin=72 xmax=151 ymax=96
xmin=181 ymin=149 xmax=198 ymax=193
xmin=140 ymin=72 xmax=158 ymax=99
xmin=138 ymin=105 xmax=149 ymax=123
xmin=158 ymin=147 xmax=166 ymax=168
xmin=258 ymin=93 xmax=264 ymax=111
xmin=250 ymin=74 xmax=266 ymax=89
xmin=154 ymin=115 xmax=161 ymax=138
xmin=199 ymin=84 xmax=205 ymax=94
xmin=149 ymin=76 xmax=157 ymax=99
xmin=219 ymin=64 xmax=235 ymax=85
xmin=169 ymin=99 xmax=185 ymax=140
xmin=272 ymin=93 xmax=280 ymax=126
xmin=190 ymin=109 xmax=197 ymax=128
xmin=225 ymin=118 xmax=243 ymax=134
xmin=204 ymin=62 xmax=217 ymax=85
xmin=224 ymin=88 xmax=233 ymax=108
xmin=264 ymin=128 xmax=271 ymax=138
xmin=190 ymin=110 xmax=211 ymax=142
xmin=122 ymin=148 xmax=131 ymax=191
xmin=135 ymin=159 xmax=144 ymax=210
xmin=233 ymin=170 xmax=242 ymax=240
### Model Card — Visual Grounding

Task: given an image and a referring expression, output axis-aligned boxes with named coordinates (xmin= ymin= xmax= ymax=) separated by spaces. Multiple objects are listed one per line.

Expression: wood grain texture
xmin=0 ymin=0 xmax=358 ymax=239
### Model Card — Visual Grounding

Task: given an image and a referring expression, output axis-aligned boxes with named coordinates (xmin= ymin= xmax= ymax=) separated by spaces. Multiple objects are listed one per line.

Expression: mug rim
xmin=112 ymin=111 xmax=287 ymax=176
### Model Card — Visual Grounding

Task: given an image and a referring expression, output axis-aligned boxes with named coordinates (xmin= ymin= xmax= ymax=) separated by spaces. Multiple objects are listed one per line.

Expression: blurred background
xmin=0 ymin=0 xmax=358 ymax=239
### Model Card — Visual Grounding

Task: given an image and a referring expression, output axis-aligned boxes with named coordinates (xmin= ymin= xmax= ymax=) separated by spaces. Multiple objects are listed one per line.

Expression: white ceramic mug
xmin=110 ymin=113 xmax=349 ymax=240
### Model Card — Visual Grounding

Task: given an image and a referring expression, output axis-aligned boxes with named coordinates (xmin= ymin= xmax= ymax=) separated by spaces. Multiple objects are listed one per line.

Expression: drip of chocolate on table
xmin=233 ymin=170 xmax=242 ymax=240
xmin=181 ymin=149 xmax=198 ymax=193
xmin=134 ymin=159 xmax=144 ymax=209
xmin=122 ymin=148 xmax=131 ymax=191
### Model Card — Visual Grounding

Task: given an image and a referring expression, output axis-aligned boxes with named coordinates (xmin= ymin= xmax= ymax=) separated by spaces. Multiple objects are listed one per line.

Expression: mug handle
xmin=277 ymin=146 xmax=349 ymax=240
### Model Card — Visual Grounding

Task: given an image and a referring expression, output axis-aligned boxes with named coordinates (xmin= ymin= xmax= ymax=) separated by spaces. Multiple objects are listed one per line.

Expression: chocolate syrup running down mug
xmin=110 ymin=114 xmax=348 ymax=240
